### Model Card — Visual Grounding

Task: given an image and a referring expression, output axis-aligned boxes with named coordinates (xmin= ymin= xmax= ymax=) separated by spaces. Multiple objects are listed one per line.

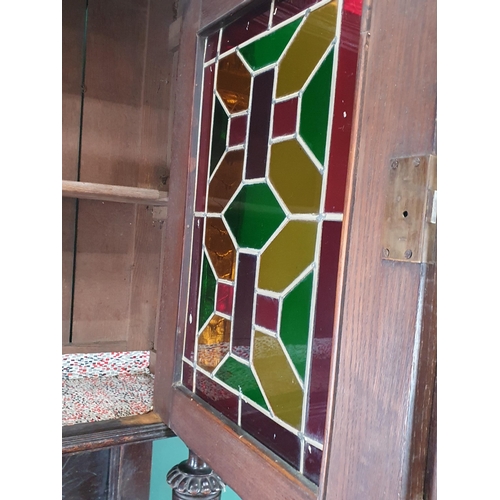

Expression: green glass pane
xmin=253 ymin=331 xmax=303 ymax=429
xmin=269 ymin=139 xmax=322 ymax=214
xmin=259 ymin=221 xmax=318 ymax=293
xmin=224 ymin=182 xmax=286 ymax=250
xmin=198 ymin=315 xmax=231 ymax=373
xmin=210 ymin=97 xmax=228 ymax=175
xmin=216 ymin=356 xmax=268 ymax=410
xmin=276 ymin=1 xmax=337 ymax=97
xmin=239 ymin=18 xmax=302 ymax=71
xmin=300 ymin=46 xmax=334 ymax=165
xmin=280 ymin=272 xmax=314 ymax=380
xmin=198 ymin=253 xmax=217 ymax=329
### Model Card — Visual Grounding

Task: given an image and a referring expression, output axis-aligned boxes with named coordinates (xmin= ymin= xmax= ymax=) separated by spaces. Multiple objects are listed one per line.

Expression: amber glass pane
xmin=198 ymin=315 xmax=231 ymax=372
xmin=300 ymin=46 xmax=334 ymax=165
xmin=276 ymin=1 xmax=337 ymax=98
xmin=253 ymin=331 xmax=303 ymax=429
xmin=238 ymin=18 xmax=301 ymax=71
xmin=216 ymin=356 xmax=269 ymax=410
xmin=208 ymin=150 xmax=244 ymax=213
xmin=224 ymin=182 xmax=286 ymax=250
xmin=217 ymin=52 xmax=251 ymax=114
xmin=205 ymin=217 xmax=236 ymax=281
xmin=269 ymin=139 xmax=322 ymax=214
xmin=258 ymin=220 xmax=317 ymax=293
xmin=280 ymin=272 xmax=314 ymax=380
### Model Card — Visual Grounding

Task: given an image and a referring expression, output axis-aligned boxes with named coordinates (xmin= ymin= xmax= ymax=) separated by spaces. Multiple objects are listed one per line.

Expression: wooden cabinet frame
xmin=62 ymin=0 xmax=436 ymax=497
xmin=152 ymin=0 xmax=437 ymax=498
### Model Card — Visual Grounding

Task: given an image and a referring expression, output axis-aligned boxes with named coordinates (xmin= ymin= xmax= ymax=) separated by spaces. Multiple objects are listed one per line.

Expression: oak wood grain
xmin=322 ymin=0 xmax=437 ymax=496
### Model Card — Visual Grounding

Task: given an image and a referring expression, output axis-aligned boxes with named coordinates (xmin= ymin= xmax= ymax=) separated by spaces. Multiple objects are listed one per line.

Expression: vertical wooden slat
xmin=322 ymin=0 xmax=437 ymax=496
xmin=127 ymin=0 xmax=177 ymax=351
xmin=62 ymin=0 xmax=86 ymax=343
xmin=117 ymin=442 xmax=153 ymax=500
xmin=71 ymin=200 xmax=136 ymax=344
xmin=67 ymin=0 xmax=176 ymax=351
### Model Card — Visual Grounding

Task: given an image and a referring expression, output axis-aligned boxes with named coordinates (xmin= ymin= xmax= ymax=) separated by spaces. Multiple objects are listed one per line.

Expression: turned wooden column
xmin=167 ymin=450 xmax=224 ymax=499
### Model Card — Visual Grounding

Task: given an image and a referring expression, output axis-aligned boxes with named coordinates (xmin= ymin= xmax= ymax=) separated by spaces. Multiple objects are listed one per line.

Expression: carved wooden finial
xmin=167 ymin=450 xmax=224 ymax=499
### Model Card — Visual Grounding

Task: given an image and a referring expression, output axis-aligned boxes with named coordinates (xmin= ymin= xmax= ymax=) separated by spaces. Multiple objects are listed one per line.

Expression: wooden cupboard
xmin=62 ymin=0 xmax=437 ymax=498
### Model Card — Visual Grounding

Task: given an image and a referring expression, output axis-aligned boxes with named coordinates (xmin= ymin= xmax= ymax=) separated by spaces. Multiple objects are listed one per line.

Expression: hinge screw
xmin=391 ymin=159 xmax=399 ymax=170
xmin=383 ymin=248 xmax=390 ymax=258
xmin=405 ymin=249 xmax=413 ymax=259
xmin=413 ymin=157 xmax=421 ymax=167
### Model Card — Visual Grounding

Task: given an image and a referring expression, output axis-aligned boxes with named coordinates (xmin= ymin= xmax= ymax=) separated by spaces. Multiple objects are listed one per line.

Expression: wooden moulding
xmin=170 ymin=387 xmax=317 ymax=500
xmin=62 ymin=180 xmax=169 ymax=205
xmin=62 ymin=411 xmax=175 ymax=455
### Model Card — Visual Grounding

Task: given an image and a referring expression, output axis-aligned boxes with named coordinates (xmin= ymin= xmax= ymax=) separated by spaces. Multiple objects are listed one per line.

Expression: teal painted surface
xmin=149 ymin=437 xmax=242 ymax=500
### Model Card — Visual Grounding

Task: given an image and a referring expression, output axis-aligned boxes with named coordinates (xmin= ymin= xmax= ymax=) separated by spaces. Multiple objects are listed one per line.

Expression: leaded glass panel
xmin=181 ymin=0 xmax=362 ymax=484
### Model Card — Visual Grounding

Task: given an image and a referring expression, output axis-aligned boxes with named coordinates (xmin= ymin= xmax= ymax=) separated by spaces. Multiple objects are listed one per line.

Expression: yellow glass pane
xmin=269 ymin=139 xmax=322 ymax=214
xmin=205 ymin=217 xmax=236 ymax=280
xmin=276 ymin=1 xmax=338 ymax=97
xmin=198 ymin=314 xmax=231 ymax=372
xmin=208 ymin=150 xmax=244 ymax=213
xmin=253 ymin=331 xmax=303 ymax=429
xmin=258 ymin=220 xmax=317 ymax=292
xmin=217 ymin=52 xmax=252 ymax=113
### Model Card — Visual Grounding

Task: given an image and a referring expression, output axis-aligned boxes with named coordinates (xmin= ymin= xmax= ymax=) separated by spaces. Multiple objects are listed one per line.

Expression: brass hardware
xmin=381 ymin=154 xmax=436 ymax=263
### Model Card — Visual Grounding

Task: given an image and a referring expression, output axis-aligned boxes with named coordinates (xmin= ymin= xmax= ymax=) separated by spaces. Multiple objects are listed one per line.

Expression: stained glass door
xmin=177 ymin=0 xmax=361 ymax=488
xmin=154 ymin=0 xmax=437 ymax=497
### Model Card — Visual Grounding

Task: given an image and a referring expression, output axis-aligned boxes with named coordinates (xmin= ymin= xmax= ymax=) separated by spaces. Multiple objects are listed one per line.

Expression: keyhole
xmin=402 ymin=210 xmax=409 ymax=218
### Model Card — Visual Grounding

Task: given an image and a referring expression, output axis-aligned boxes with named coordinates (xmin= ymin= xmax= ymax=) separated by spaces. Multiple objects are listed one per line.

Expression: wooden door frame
xmin=153 ymin=0 xmax=437 ymax=498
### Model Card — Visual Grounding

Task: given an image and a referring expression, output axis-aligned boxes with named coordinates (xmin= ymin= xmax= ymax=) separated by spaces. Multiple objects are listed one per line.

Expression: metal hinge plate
xmin=381 ymin=154 xmax=436 ymax=263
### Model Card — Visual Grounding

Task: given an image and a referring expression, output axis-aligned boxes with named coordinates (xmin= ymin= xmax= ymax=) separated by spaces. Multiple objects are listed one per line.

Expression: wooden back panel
xmin=62 ymin=0 xmax=177 ymax=353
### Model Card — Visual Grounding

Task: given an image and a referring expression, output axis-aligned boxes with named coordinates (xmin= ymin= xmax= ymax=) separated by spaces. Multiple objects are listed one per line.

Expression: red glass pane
xmin=324 ymin=9 xmax=361 ymax=212
xmin=241 ymin=400 xmax=301 ymax=470
xmin=228 ymin=114 xmax=247 ymax=146
xmin=272 ymin=0 xmax=323 ymax=28
xmin=255 ymin=294 xmax=279 ymax=332
xmin=205 ymin=31 xmax=219 ymax=62
xmin=196 ymin=65 xmax=215 ymax=212
xmin=246 ymin=69 xmax=275 ymax=179
xmin=303 ymin=443 xmax=322 ymax=485
xmin=184 ymin=217 xmax=204 ymax=361
xmin=220 ymin=4 xmax=270 ymax=53
xmin=272 ymin=97 xmax=298 ymax=138
xmin=216 ymin=282 xmax=234 ymax=315
xmin=196 ymin=370 xmax=239 ymax=424
xmin=305 ymin=221 xmax=342 ymax=441
xmin=182 ymin=362 xmax=194 ymax=392
xmin=232 ymin=253 xmax=257 ymax=360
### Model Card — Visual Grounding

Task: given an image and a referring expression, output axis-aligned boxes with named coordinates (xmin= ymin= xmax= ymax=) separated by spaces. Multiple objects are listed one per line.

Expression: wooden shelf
xmin=62 ymin=180 xmax=169 ymax=206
